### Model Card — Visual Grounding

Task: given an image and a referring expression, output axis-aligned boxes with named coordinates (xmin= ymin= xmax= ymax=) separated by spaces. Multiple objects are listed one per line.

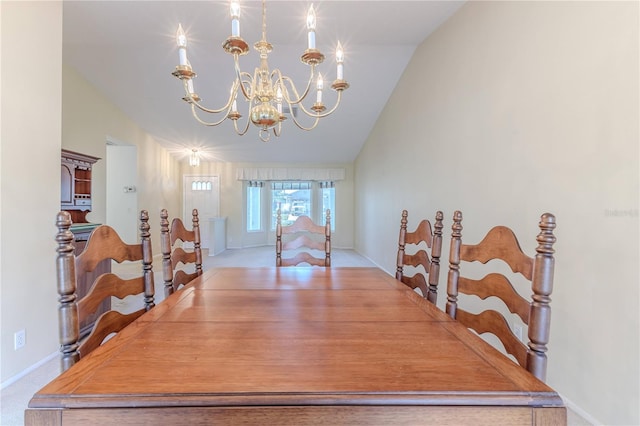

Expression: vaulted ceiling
xmin=63 ymin=1 xmax=464 ymax=164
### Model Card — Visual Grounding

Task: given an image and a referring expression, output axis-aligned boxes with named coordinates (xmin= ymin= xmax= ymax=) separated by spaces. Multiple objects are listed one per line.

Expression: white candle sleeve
xmin=232 ymin=19 xmax=240 ymax=37
xmin=179 ymin=48 xmax=188 ymax=66
xmin=308 ymin=31 xmax=316 ymax=50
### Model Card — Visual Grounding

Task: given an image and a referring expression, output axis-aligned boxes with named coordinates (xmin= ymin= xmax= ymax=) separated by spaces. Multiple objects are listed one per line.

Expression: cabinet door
xmin=61 ymin=162 xmax=74 ymax=206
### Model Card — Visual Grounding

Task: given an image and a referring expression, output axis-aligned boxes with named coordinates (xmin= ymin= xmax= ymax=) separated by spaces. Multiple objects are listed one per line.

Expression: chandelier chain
xmin=261 ymin=0 xmax=267 ymax=43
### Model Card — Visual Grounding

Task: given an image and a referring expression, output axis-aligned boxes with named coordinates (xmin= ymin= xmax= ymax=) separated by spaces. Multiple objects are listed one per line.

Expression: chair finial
xmin=139 ymin=210 xmax=155 ymax=310
xmin=446 ymin=210 xmax=463 ymax=318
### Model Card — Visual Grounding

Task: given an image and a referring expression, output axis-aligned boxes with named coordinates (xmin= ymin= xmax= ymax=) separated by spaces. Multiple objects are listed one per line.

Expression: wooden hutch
xmin=61 ymin=149 xmax=110 ymax=338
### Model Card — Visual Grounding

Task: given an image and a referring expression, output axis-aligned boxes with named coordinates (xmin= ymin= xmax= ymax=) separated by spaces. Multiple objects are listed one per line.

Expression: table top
xmin=29 ymin=267 xmax=563 ymax=410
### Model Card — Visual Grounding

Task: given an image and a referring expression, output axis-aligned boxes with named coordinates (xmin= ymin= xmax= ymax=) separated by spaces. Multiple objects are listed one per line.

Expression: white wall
xmin=62 ymin=64 xmax=183 ymax=255
xmin=1 ymin=13 xmax=183 ymax=382
xmin=106 ymin=144 xmax=138 ymax=243
xmin=1 ymin=1 xmax=63 ymax=382
xmin=355 ymin=2 xmax=638 ymax=425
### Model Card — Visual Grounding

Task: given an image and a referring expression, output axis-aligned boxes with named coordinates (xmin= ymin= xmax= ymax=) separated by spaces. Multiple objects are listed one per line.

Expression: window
xmin=191 ymin=180 xmax=212 ymax=191
xmin=246 ymin=181 xmax=263 ymax=231
xmin=244 ymin=180 xmax=337 ymax=233
xmin=271 ymin=182 xmax=312 ymax=228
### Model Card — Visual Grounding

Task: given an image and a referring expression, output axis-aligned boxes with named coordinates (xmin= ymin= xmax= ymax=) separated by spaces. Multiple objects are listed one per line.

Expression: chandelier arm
xmin=188 ymin=95 xmax=235 ymax=116
xmin=288 ymin=109 xmax=321 ymax=131
xmin=179 ymin=79 xmax=232 ymax=114
xmin=190 ymin=103 xmax=233 ymax=127
xmin=232 ymin=114 xmax=252 ymax=136
xmin=272 ymin=120 xmax=282 ymax=137
xmin=233 ymin=55 xmax=255 ymax=101
xmin=190 ymin=98 xmax=233 ymax=115
xmin=297 ymin=90 xmax=345 ymax=120
xmin=277 ymin=68 xmax=315 ymax=105
xmin=239 ymin=74 xmax=254 ymax=100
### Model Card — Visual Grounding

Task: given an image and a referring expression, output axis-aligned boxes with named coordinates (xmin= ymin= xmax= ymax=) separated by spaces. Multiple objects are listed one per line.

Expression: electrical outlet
xmin=14 ymin=329 xmax=26 ymax=350
xmin=512 ymin=323 xmax=523 ymax=342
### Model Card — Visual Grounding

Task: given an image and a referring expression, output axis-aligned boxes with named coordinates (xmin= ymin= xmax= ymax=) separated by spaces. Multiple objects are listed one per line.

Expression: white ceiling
xmin=63 ymin=1 xmax=464 ymax=164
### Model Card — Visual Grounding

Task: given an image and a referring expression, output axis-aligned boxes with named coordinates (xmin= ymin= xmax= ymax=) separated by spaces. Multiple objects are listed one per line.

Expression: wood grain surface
xmin=28 ymin=267 xmax=565 ymax=425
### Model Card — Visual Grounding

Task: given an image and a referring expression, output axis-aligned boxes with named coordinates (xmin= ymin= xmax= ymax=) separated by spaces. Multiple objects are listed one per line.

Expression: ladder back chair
xmin=160 ymin=208 xmax=203 ymax=297
xmin=446 ymin=210 xmax=557 ymax=381
xmin=396 ymin=210 xmax=444 ymax=305
xmin=55 ymin=210 xmax=155 ymax=372
xmin=276 ymin=209 xmax=331 ymax=267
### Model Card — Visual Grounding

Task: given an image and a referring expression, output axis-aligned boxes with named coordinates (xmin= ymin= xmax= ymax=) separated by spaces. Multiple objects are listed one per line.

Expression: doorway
xmin=183 ymin=175 xmax=220 ymax=249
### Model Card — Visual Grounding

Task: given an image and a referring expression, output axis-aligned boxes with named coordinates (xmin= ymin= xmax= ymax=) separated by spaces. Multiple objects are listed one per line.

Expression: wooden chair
xmin=446 ymin=211 xmax=557 ymax=381
xmin=55 ymin=210 xmax=155 ymax=372
xmin=395 ymin=210 xmax=444 ymax=304
xmin=276 ymin=209 xmax=331 ymax=267
xmin=160 ymin=208 xmax=203 ymax=296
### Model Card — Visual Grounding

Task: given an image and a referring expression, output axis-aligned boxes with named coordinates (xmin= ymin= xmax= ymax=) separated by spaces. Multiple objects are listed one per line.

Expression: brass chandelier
xmin=172 ymin=0 xmax=349 ymax=142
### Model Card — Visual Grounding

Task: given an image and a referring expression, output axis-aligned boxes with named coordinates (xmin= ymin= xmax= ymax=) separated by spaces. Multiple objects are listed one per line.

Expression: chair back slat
xmin=76 ymin=226 xmax=143 ymax=272
xmin=402 ymin=249 xmax=431 ymax=271
xmin=171 ymin=247 xmax=198 ymax=267
xmin=404 ymin=220 xmax=434 ymax=247
xmin=398 ymin=273 xmax=429 ymax=296
xmin=77 ymin=274 xmax=145 ymax=323
xmin=455 ymin=308 xmax=528 ymax=367
xmin=169 ymin=217 xmax=195 ymax=246
xmin=282 ymin=234 xmax=326 ymax=252
xmin=459 ymin=226 xmax=534 ymax=280
xmin=280 ymin=215 xmax=326 ymax=235
xmin=79 ymin=308 xmax=146 ymax=358
xmin=458 ymin=274 xmax=530 ymax=323
xmin=279 ymin=252 xmax=329 ymax=267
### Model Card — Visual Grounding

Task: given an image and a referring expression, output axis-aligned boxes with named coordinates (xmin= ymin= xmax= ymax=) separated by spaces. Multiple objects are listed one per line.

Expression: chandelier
xmin=188 ymin=148 xmax=200 ymax=167
xmin=172 ymin=0 xmax=349 ymax=142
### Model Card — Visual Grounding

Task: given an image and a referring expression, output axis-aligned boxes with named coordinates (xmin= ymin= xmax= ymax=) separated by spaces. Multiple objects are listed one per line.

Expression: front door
xmin=183 ymin=175 xmax=220 ymax=249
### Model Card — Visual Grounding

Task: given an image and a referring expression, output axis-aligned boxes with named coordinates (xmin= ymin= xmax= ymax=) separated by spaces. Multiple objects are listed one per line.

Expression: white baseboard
xmin=0 ymin=351 xmax=58 ymax=390
xmin=359 ymin=252 xmax=388 ymax=272
xmin=561 ymin=393 xmax=603 ymax=426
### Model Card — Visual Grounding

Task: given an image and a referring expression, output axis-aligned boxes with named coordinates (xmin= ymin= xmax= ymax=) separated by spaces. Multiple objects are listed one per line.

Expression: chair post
xmin=140 ymin=210 xmax=155 ymax=310
xmin=56 ymin=211 xmax=80 ymax=372
xmin=160 ymin=209 xmax=175 ymax=297
xmin=395 ymin=210 xmax=408 ymax=281
xmin=192 ymin=209 xmax=203 ymax=276
xmin=325 ymin=209 xmax=331 ymax=267
xmin=526 ymin=213 xmax=557 ymax=381
xmin=427 ymin=211 xmax=444 ymax=305
xmin=275 ymin=207 xmax=282 ymax=266
xmin=446 ymin=210 xmax=463 ymax=319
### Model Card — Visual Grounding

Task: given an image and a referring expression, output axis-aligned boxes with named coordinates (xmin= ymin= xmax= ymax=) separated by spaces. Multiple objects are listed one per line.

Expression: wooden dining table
xmin=26 ymin=267 xmax=566 ymax=425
